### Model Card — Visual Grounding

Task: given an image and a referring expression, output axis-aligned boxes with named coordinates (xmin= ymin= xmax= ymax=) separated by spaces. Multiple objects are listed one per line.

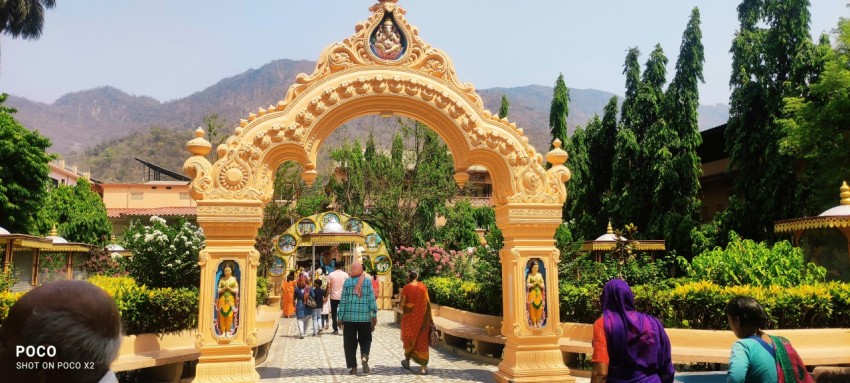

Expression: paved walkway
xmin=258 ymin=311 xmax=589 ymax=382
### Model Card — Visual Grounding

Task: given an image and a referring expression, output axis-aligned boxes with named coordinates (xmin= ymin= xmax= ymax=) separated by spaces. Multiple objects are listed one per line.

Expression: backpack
xmin=305 ymin=288 xmax=317 ymax=308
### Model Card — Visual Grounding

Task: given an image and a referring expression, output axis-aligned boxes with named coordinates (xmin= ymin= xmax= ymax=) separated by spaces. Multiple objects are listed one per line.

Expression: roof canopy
xmin=580 ymin=222 xmax=666 ymax=252
xmin=775 ymin=181 xmax=850 ymax=233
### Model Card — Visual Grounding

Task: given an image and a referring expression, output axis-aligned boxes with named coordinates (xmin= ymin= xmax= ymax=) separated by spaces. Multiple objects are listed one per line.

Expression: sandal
xmin=401 ymin=359 xmax=410 ymax=370
xmin=420 ymin=366 xmax=428 ymax=375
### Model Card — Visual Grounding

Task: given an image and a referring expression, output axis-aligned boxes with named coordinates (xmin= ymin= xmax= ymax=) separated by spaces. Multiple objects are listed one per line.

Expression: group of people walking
xmin=280 ymin=262 xmax=435 ymax=376
xmin=283 ymin=268 xmax=812 ymax=381
xmin=591 ymin=279 xmax=812 ymax=383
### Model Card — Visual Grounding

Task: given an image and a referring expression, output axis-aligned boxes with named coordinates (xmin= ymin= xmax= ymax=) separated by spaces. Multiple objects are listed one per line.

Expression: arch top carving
xmin=183 ymin=0 xmax=571 ymax=208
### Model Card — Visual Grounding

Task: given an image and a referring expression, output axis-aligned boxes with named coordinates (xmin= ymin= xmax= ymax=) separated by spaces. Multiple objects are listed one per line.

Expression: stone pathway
xmin=258 ymin=311 xmax=589 ymax=382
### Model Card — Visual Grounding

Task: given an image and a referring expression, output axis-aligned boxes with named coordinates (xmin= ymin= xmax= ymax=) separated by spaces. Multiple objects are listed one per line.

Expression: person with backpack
xmin=294 ymin=276 xmax=312 ymax=339
xmin=311 ymin=279 xmax=325 ymax=335
xmin=725 ymin=296 xmax=813 ymax=383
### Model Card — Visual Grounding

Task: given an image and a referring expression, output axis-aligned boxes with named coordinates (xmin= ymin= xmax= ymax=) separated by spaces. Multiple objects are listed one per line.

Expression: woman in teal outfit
xmin=725 ymin=296 xmax=812 ymax=383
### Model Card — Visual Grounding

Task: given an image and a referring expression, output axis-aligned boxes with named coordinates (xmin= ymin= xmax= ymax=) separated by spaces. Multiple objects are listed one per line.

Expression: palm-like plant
xmin=0 ymin=0 xmax=57 ymax=74
xmin=1 ymin=0 xmax=56 ymax=39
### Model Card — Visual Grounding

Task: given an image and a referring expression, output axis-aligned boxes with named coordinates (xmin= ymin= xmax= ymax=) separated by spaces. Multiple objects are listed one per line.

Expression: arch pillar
xmin=494 ymin=204 xmax=574 ymax=383
xmin=192 ymin=200 xmax=264 ymax=383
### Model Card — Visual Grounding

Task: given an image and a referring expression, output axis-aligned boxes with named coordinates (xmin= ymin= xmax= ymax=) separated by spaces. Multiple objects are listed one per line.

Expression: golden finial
xmin=546 ymin=138 xmax=568 ymax=166
xmin=606 ymin=221 xmax=614 ymax=235
xmin=111 ymin=235 xmax=118 ymax=244
xmin=49 ymin=224 xmax=58 ymax=237
xmin=840 ymin=181 xmax=850 ymax=206
xmin=186 ymin=127 xmax=212 ymax=156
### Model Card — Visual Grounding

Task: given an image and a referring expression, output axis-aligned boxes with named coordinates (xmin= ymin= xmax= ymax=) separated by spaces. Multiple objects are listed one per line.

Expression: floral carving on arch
xmin=183 ymin=0 xmax=570 ymax=208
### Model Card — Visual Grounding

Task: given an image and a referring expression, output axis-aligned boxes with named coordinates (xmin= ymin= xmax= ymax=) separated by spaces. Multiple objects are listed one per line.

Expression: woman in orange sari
xmin=281 ymin=271 xmax=296 ymax=318
xmin=399 ymin=271 xmax=432 ymax=375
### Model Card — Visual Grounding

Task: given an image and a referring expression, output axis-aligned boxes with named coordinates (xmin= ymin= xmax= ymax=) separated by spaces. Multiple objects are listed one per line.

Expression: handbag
xmin=305 ymin=288 xmax=317 ymax=308
xmin=429 ymin=322 xmax=440 ymax=345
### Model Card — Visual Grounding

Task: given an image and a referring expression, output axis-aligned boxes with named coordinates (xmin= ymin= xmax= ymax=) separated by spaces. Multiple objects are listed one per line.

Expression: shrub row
xmin=87 ymin=276 xmax=199 ymax=335
xmin=424 ymin=277 xmax=501 ymax=316
xmin=0 ymin=277 xmax=199 ymax=335
xmin=560 ymin=281 xmax=850 ymax=329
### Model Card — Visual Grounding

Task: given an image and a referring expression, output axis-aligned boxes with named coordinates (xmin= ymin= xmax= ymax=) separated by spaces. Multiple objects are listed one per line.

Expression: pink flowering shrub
xmin=79 ymin=247 xmax=128 ymax=278
xmin=392 ymin=240 xmax=476 ymax=284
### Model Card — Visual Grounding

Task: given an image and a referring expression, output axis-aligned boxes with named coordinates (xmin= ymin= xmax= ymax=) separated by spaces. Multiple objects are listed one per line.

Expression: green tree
xmin=438 ymin=200 xmax=479 ymax=251
xmin=610 ymin=48 xmax=641 ymax=229
xmin=586 ymin=96 xmax=618 ymax=235
xmin=35 ymin=178 xmax=111 ymax=245
xmin=329 ymin=139 xmax=366 ymax=217
xmin=781 ymin=15 xmax=850 ymax=214
xmin=0 ymin=94 xmax=54 ymax=233
xmin=650 ymin=7 xmax=705 ymax=256
xmin=564 ymin=124 xmax=594 ymax=237
xmin=613 ymin=45 xmax=668 ymax=235
xmin=329 ymin=119 xmax=456 ymax=250
xmin=0 ymin=0 xmax=57 ymax=73
xmin=202 ymin=113 xmax=227 ymax=161
xmin=548 ymin=73 xmax=570 ymax=153
xmin=498 ymin=95 xmax=510 ymax=119
xmin=725 ymin=0 xmax=818 ymax=241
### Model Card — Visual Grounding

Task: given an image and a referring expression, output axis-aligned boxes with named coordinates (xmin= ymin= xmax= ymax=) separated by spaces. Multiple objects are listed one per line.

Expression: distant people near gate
xmin=281 ymin=271 xmax=296 ymax=318
xmin=525 ymin=258 xmax=547 ymax=328
xmin=328 ymin=262 xmax=350 ymax=335
xmin=215 ymin=261 xmax=240 ymax=337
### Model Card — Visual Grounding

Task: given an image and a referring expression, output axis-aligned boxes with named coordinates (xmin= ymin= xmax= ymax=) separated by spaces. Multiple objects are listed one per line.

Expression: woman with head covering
xmin=725 ymin=296 xmax=812 ymax=383
xmin=399 ymin=270 xmax=432 ymax=375
xmin=591 ymin=279 xmax=674 ymax=383
xmin=338 ymin=262 xmax=378 ymax=375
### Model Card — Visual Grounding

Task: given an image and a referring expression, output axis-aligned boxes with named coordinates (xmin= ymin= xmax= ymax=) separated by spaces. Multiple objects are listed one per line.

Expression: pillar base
xmin=494 ymin=347 xmax=575 ymax=383
xmin=192 ymin=357 xmax=259 ymax=383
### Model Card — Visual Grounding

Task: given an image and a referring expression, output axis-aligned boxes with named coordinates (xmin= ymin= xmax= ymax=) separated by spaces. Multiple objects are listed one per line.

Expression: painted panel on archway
xmin=526 ymin=258 xmax=547 ymax=328
xmin=370 ymin=13 xmax=406 ymax=60
xmin=214 ymin=260 xmax=241 ymax=338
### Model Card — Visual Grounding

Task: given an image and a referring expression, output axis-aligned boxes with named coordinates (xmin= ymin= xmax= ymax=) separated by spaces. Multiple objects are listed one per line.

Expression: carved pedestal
xmin=191 ymin=202 xmax=264 ymax=383
xmin=493 ymin=205 xmax=575 ymax=383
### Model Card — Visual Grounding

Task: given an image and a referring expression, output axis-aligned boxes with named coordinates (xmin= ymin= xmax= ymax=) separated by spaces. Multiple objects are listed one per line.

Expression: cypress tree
xmin=650 ymin=7 xmax=705 ymax=256
xmin=587 ymin=96 xmax=618 ymax=235
xmin=610 ymin=49 xmax=641 ymax=228
xmin=498 ymin=95 xmax=510 ymax=119
xmin=548 ymin=73 xmax=570 ymax=152
xmin=564 ymin=124 xmax=593 ymax=236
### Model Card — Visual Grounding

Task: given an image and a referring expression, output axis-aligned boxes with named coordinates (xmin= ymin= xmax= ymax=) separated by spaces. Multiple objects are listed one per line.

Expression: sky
xmin=1 ymin=1 xmax=847 ymax=106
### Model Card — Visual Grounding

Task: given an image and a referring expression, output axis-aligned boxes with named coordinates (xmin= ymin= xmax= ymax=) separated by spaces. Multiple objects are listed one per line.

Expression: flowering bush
xmin=38 ymin=252 xmax=69 ymax=285
xmin=123 ymin=216 xmax=205 ymax=289
xmin=79 ymin=247 xmax=128 ymax=278
xmin=393 ymin=240 xmax=475 ymax=284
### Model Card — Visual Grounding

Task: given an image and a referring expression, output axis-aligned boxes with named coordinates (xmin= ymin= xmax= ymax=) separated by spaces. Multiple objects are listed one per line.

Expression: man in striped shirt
xmin=338 ymin=262 xmax=378 ymax=375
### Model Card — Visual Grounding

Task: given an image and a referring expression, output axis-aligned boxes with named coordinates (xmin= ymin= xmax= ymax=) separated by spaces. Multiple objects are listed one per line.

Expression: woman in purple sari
xmin=591 ymin=279 xmax=674 ymax=383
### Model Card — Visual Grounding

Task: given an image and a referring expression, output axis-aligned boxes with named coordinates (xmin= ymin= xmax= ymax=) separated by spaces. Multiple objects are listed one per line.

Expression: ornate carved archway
xmin=183 ymin=1 xmax=573 ymax=382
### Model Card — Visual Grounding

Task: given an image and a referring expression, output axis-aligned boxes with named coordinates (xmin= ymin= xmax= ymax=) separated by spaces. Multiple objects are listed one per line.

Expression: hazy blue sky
xmin=1 ymin=1 xmax=846 ymax=106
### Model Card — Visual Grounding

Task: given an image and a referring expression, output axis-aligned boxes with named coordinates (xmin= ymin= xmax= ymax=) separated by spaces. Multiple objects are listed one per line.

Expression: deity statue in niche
xmin=371 ymin=17 xmax=404 ymax=60
xmin=526 ymin=258 xmax=547 ymax=328
xmin=215 ymin=261 xmax=240 ymax=337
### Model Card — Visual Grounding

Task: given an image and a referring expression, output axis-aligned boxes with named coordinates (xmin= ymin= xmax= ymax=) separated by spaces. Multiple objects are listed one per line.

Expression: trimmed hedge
xmin=424 ymin=277 xmax=502 ymax=315
xmin=0 ymin=277 xmax=199 ymax=335
xmin=87 ymin=276 xmax=199 ymax=335
xmin=560 ymin=281 xmax=850 ymax=329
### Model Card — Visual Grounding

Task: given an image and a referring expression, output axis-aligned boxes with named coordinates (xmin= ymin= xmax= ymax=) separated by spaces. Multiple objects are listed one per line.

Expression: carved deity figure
xmin=373 ymin=18 xmax=403 ymax=60
xmin=216 ymin=262 xmax=239 ymax=336
xmin=526 ymin=259 xmax=546 ymax=327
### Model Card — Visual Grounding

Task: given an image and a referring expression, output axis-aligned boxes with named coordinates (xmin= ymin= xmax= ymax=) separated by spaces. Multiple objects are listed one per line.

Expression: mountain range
xmin=6 ymin=59 xmax=729 ymax=182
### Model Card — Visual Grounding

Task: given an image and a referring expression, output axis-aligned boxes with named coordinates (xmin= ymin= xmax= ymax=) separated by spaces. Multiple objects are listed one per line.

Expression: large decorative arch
xmin=184 ymin=1 xmax=573 ymax=382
